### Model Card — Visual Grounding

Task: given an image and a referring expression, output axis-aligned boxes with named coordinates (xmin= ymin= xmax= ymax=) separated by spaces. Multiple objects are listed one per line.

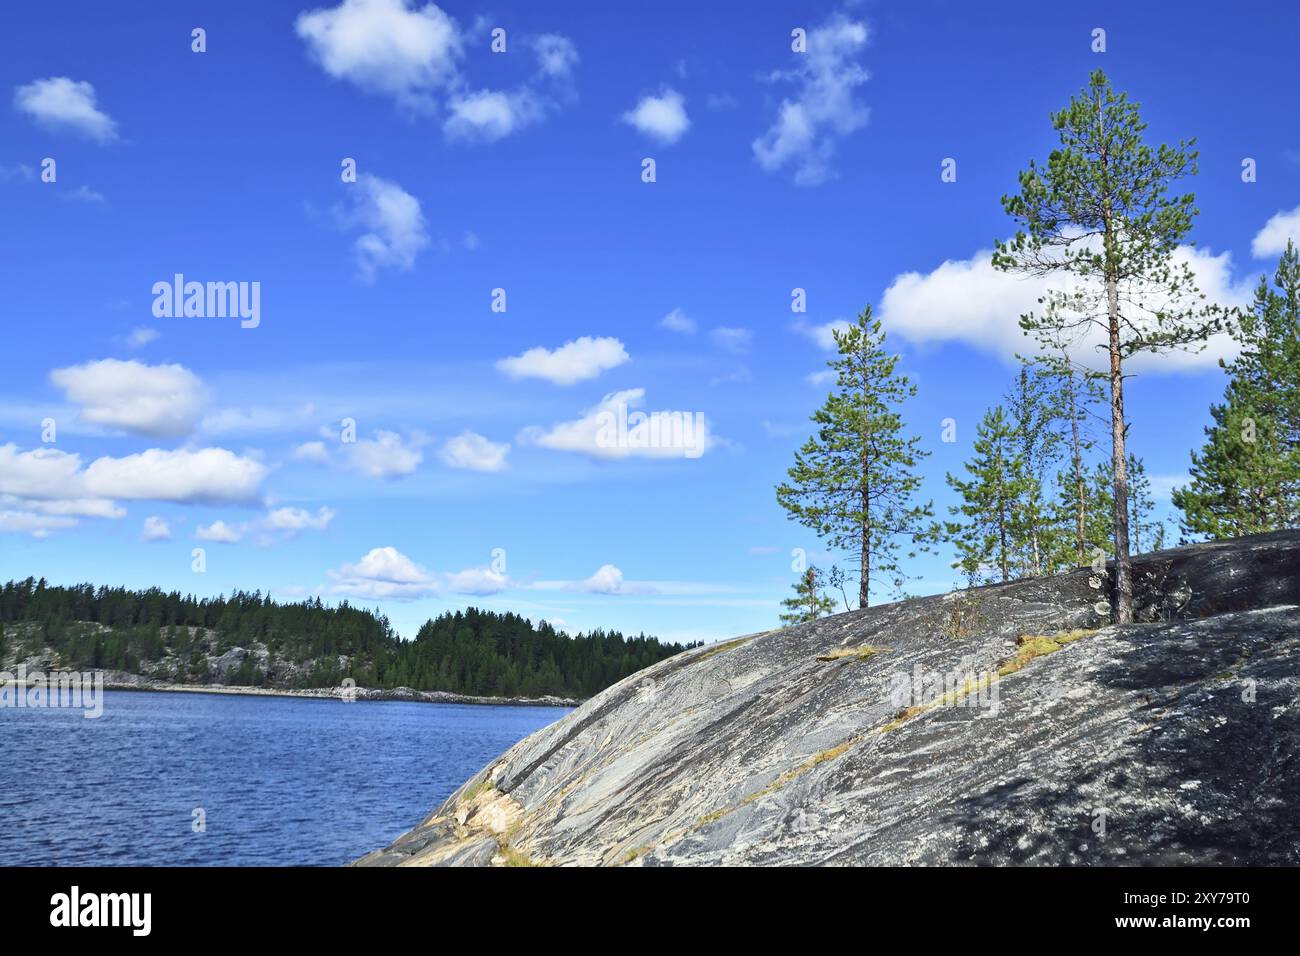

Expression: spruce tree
xmin=780 ymin=566 xmax=838 ymax=625
xmin=776 ymin=308 xmax=935 ymax=607
xmin=994 ymin=70 xmax=1229 ymax=623
xmin=1175 ymin=241 xmax=1300 ymax=537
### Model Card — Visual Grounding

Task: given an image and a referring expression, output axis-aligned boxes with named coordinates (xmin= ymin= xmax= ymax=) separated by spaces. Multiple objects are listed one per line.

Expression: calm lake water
xmin=0 ymin=689 xmax=569 ymax=866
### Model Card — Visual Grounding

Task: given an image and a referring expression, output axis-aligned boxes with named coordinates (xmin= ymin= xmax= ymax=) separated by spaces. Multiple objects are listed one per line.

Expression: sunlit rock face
xmin=355 ymin=531 xmax=1300 ymax=867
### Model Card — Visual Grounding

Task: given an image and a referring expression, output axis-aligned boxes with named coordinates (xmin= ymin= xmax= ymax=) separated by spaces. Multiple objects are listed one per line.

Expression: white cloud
xmin=196 ymin=520 xmax=244 ymax=543
xmin=142 ymin=515 xmax=172 ymax=541
xmin=0 ymin=511 xmax=76 ymax=538
xmin=518 ymin=388 xmax=714 ymax=460
xmin=328 ymin=545 xmax=438 ymax=599
xmin=530 ymin=564 xmax=669 ymax=596
xmin=343 ymin=173 xmax=429 ymax=282
xmin=326 ymin=547 xmax=514 ymax=599
xmin=293 ymin=440 xmax=331 ymax=463
xmin=442 ymin=567 xmax=509 ymax=595
xmin=709 ymin=327 xmax=753 ymax=354
xmin=345 ymin=429 xmax=426 ymax=478
xmin=0 ymin=444 xmax=266 ymax=507
xmin=792 ymin=318 xmax=851 ymax=350
xmin=875 ymin=244 xmax=1252 ymax=373
xmin=1 ymin=495 xmax=123 ymax=519
xmin=532 ymin=34 xmax=578 ymax=78
xmin=63 ymin=185 xmax=106 ymax=204
xmin=264 ymin=506 xmax=336 ymax=532
xmin=13 ymin=77 xmax=118 ymax=142
xmin=1252 ymin=205 xmax=1300 ymax=259
xmin=807 ymin=369 xmax=837 ymax=387
xmin=125 ymin=327 xmax=159 ymax=348
xmin=295 ymin=0 xmax=462 ymax=110
xmin=194 ymin=507 xmax=334 ymax=546
xmin=580 ymin=564 xmax=630 ymax=594
xmin=443 ymin=87 xmax=545 ymax=142
xmin=50 ymin=359 xmax=207 ymax=438
xmin=439 ymin=430 xmax=509 ymax=471
xmin=622 ymin=88 xmax=690 ymax=144
xmin=496 ymin=336 xmax=629 ymax=385
xmin=659 ymin=307 xmax=696 ymax=334
xmin=752 ymin=13 xmax=870 ymax=185
xmin=83 ymin=448 xmax=268 ymax=503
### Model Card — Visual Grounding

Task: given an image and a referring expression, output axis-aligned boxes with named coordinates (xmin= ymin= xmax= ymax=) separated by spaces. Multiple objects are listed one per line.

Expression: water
xmin=0 ymin=689 xmax=569 ymax=866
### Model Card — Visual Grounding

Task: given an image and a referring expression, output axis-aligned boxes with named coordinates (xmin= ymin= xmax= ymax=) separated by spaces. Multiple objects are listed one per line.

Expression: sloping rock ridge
xmin=354 ymin=531 xmax=1300 ymax=866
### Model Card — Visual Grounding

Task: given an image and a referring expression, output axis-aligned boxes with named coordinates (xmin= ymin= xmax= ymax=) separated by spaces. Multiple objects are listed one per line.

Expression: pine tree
xmin=994 ymin=70 xmax=1230 ymax=623
xmin=946 ymin=406 xmax=1029 ymax=584
xmin=946 ymin=403 xmax=1034 ymax=582
xmin=1005 ymin=362 xmax=1067 ymax=575
xmin=780 ymin=566 xmax=838 ymax=625
xmin=776 ymin=308 xmax=935 ymax=607
xmin=1175 ymin=241 xmax=1300 ymax=537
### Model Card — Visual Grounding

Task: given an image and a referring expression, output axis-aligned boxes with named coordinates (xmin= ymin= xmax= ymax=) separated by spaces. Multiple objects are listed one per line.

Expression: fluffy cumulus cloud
xmin=1252 ymin=204 xmax=1300 ymax=259
xmin=0 ymin=444 xmax=266 ymax=516
xmin=752 ymin=12 xmax=870 ymax=185
xmin=193 ymin=506 xmax=335 ymax=546
xmin=342 ymin=173 xmax=429 ymax=282
xmin=326 ymin=546 xmax=508 ymax=599
xmin=345 ymin=430 xmax=427 ymax=478
xmin=290 ymin=428 xmax=427 ymax=478
xmin=496 ymin=336 xmax=629 ymax=386
xmin=50 ymin=359 xmax=207 ymax=438
xmin=439 ymin=431 xmax=509 ymax=471
xmin=294 ymin=0 xmax=462 ymax=110
xmin=518 ymin=388 xmax=714 ymax=460
xmin=621 ymin=88 xmax=690 ymax=144
xmin=296 ymin=0 xmax=577 ymax=142
xmin=264 ymin=506 xmax=336 ymax=532
xmin=196 ymin=519 xmax=243 ymax=543
xmin=875 ymin=244 xmax=1254 ymax=373
xmin=443 ymin=87 xmax=545 ymax=143
xmin=13 ymin=77 xmax=118 ymax=142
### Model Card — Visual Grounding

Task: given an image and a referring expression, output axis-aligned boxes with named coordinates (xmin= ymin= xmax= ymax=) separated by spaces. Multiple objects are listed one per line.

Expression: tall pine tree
xmin=994 ymin=70 xmax=1229 ymax=623
xmin=777 ymin=308 xmax=935 ymax=607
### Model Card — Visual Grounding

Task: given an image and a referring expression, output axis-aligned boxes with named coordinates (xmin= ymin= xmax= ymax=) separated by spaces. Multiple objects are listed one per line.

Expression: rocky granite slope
xmin=355 ymin=531 xmax=1300 ymax=866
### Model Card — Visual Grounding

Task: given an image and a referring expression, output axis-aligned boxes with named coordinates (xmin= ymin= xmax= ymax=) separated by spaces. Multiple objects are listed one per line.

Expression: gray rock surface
xmin=354 ymin=531 xmax=1300 ymax=867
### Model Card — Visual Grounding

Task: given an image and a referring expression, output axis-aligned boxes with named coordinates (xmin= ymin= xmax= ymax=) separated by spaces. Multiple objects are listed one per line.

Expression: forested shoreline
xmin=0 ymin=579 xmax=697 ymax=699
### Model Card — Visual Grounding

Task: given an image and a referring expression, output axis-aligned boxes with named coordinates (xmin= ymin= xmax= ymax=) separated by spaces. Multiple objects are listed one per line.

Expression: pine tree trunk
xmin=1106 ymin=277 xmax=1134 ymax=624
xmin=859 ymin=453 xmax=871 ymax=610
xmin=1065 ymin=365 xmax=1087 ymax=565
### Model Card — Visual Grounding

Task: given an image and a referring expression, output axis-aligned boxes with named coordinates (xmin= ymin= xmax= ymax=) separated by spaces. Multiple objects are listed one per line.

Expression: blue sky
xmin=2 ymin=0 xmax=1297 ymax=644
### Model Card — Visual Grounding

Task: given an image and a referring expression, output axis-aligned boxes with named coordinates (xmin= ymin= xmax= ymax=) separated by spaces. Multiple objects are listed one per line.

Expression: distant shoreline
xmin=98 ymin=679 xmax=580 ymax=709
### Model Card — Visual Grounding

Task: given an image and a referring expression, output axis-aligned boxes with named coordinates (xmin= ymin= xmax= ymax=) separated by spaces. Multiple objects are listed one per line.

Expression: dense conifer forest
xmin=0 ymin=578 xmax=696 ymax=699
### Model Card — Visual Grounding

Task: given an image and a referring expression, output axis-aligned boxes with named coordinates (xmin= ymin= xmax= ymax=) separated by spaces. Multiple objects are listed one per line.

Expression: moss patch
xmin=694 ymin=636 xmax=752 ymax=663
xmin=881 ymin=628 xmax=1100 ymax=732
xmin=817 ymin=645 xmax=889 ymax=662
xmin=499 ymin=844 xmax=537 ymax=867
xmin=461 ymin=778 xmax=496 ymax=803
